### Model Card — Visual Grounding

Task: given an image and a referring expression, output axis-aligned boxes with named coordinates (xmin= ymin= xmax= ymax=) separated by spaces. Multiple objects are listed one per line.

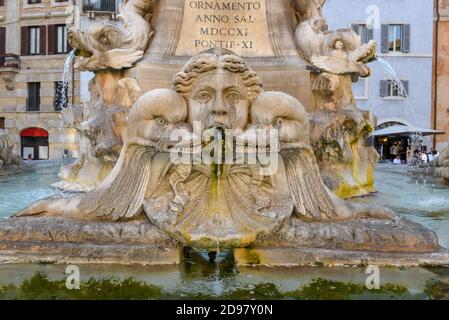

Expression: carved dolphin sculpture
xmin=310 ymin=29 xmax=377 ymax=77
xmin=14 ymin=89 xmax=188 ymax=221
xmin=294 ymin=0 xmax=377 ymax=77
xmin=68 ymin=0 xmax=159 ymax=71
xmin=250 ymin=91 xmax=398 ymax=222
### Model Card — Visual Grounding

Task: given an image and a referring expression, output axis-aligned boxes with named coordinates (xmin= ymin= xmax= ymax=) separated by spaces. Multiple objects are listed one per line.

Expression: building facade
xmin=432 ymin=0 xmax=449 ymax=151
xmin=0 ymin=0 xmax=80 ymax=160
xmin=324 ymin=0 xmax=434 ymax=159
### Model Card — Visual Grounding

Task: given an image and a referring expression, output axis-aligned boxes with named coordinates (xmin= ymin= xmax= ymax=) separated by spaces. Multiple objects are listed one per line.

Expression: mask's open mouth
xmin=210 ymin=123 xmax=229 ymax=130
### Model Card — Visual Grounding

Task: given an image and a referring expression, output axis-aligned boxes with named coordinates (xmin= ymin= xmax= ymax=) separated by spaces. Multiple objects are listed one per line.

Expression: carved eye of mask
xmin=195 ymin=90 xmax=212 ymax=103
xmin=273 ymin=117 xmax=284 ymax=129
xmin=225 ymin=91 xmax=240 ymax=104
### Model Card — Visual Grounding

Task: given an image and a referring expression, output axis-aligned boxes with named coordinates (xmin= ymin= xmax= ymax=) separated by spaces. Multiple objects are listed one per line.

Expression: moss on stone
xmin=312 ymin=137 xmax=343 ymax=163
xmin=424 ymin=278 xmax=449 ymax=300
xmin=243 ymin=248 xmax=262 ymax=265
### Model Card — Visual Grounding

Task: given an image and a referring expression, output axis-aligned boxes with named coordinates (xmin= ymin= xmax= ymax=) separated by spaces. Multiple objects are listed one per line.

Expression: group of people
xmin=409 ymin=149 xmax=439 ymax=166
xmin=387 ymin=141 xmax=439 ymax=166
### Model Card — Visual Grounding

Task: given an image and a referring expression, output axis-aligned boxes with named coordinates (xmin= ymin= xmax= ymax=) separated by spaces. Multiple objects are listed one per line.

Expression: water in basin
xmin=0 ymin=166 xmax=60 ymax=219
xmin=349 ymin=164 xmax=449 ymax=248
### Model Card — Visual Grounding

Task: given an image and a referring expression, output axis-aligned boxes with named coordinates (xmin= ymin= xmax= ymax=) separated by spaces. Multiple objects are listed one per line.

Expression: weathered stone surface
xmin=260 ymin=217 xmax=439 ymax=253
xmin=234 ymin=246 xmax=449 ymax=267
xmin=0 ymin=215 xmax=447 ymax=266
xmin=0 ymin=216 xmax=177 ymax=246
xmin=0 ymin=242 xmax=181 ymax=266
xmin=310 ymin=108 xmax=378 ymax=198
xmin=0 ymin=217 xmax=180 ymax=265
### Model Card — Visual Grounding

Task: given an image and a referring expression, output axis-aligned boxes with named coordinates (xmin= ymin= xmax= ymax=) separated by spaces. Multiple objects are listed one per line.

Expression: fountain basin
xmin=0 ymin=215 xmax=447 ymax=267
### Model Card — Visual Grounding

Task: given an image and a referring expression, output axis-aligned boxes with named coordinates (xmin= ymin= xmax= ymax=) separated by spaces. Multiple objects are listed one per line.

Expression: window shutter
xmin=21 ymin=27 xmax=28 ymax=56
xmin=37 ymin=83 xmax=41 ymax=110
xmin=48 ymin=25 xmax=56 ymax=55
xmin=40 ymin=25 xmax=47 ymax=55
xmin=367 ymin=27 xmax=374 ymax=42
xmin=402 ymin=24 xmax=411 ymax=53
xmin=0 ymin=27 xmax=5 ymax=55
xmin=381 ymin=24 xmax=389 ymax=53
xmin=380 ymin=80 xmax=388 ymax=97
xmin=401 ymin=80 xmax=409 ymax=97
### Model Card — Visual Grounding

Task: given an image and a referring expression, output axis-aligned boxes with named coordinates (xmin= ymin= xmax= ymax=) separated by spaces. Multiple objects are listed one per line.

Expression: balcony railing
xmin=0 ymin=54 xmax=21 ymax=70
xmin=82 ymin=0 xmax=121 ymax=13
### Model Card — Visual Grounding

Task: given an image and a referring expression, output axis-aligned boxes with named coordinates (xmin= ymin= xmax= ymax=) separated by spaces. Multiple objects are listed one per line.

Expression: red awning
xmin=20 ymin=127 xmax=49 ymax=137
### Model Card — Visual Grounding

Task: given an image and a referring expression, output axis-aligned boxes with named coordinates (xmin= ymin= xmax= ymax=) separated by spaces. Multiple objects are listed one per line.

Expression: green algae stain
xmin=287 ymin=278 xmax=409 ymax=300
xmin=0 ymin=272 xmax=433 ymax=300
xmin=0 ymin=272 xmax=163 ymax=300
xmin=424 ymin=278 xmax=449 ymax=300
xmin=243 ymin=248 xmax=262 ymax=265
xmin=335 ymin=164 xmax=375 ymax=199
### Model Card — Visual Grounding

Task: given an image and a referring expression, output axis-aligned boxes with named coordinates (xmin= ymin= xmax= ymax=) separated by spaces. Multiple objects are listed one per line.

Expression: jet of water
xmin=374 ymin=57 xmax=408 ymax=98
xmin=57 ymin=50 xmax=76 ymax=111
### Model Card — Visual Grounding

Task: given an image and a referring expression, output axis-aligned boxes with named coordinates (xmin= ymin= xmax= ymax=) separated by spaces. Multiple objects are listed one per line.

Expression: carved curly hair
xmin=172 ymin=49 xmax=263 ymax=102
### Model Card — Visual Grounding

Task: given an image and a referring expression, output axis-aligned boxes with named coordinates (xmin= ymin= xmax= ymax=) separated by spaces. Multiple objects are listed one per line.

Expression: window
xmin=27 ymin=0 xmax=42 ymax=4
xmin=0 ymin=118 xmax=5 ymax=130
xmin=22 ymin=26 xmax=46 ymax=56
xmin=29 ymin=27 xmax=40 ymax=55
xmin=381 ymin=24 xmax=410 ymax=53
xmin=351 ymin=24 xmax=373 ymax=44
xmin=54 ymin=81 xmax=68 ymax=111
xmin=56 ymin=25 xmax=68 ymax=54
xmin=380 ymin=80 xmax=409 ymax=98
xmin=27 ymin=82 xmax=41 ymax=111
xmin=388 ymin=25 xmax=402 ymax=52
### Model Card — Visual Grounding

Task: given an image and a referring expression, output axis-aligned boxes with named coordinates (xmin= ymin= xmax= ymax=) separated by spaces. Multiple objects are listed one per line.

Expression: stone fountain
xmin=0 ymin=0 xmax=448 ymax=266
xmin=0 ymin=130 xmax=33 ymax=176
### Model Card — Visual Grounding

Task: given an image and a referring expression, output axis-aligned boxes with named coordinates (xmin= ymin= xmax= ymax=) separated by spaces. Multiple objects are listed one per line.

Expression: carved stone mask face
xmin=188 ymin=69 xmax=249 ymax=131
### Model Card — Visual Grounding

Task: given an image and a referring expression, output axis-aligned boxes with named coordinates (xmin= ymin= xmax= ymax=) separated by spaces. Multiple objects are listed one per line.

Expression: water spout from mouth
xmin=59 ymin=50 xmax=77 ymax=123
xmin=58 ymin=50 xmax=76 ymax=110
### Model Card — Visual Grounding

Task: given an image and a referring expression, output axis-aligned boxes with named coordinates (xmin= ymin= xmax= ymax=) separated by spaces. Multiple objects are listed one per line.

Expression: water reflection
xmin=0 ymin=263 xmax=447 ymax=300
